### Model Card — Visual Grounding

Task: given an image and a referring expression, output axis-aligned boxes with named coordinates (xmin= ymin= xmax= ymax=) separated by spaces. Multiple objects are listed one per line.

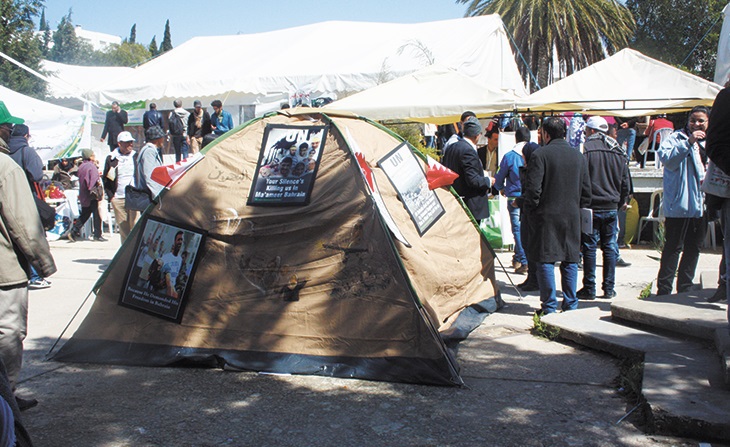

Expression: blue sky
xmin=43 ymin=1 xmax=470 ymax=46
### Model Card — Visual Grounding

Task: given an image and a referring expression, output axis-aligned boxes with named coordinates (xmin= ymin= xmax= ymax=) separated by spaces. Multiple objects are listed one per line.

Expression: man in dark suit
xmin=523 ymin=117 xmax=592 ymax=315
xmin=100 ymin=101 xmax=128 ymax=151
xmin=441 ymin=116 xmax=493 ymax=221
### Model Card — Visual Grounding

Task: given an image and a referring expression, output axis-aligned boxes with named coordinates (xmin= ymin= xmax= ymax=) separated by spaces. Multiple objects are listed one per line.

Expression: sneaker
xmin=93 ymin=236 xmax=108 ymax=242
xmin=576 ymin=288 xmax=596 ymax=300
xmin=29 ymin=279 xmax=51 ymax=289
xmin=515 ymin=264 xmax=528 ymax=275
xmin=707 ymin=283 xmax=727 ymax=303
xmin=15 ymin=396 xmax=37 ymax=411
xmin=602 ymin=290 xmax=617 ymax=299
xmin=616 ymin=258 xmax=632 ymax=267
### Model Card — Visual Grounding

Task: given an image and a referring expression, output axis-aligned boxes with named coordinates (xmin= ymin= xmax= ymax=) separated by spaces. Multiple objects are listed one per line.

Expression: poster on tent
xmin=378 ymin=142 xmax=445 ymax=236
xmin=247 ymin=124 xmax=328 ymax=206
xmin=119 ymin=217 xmax=206 ymax=323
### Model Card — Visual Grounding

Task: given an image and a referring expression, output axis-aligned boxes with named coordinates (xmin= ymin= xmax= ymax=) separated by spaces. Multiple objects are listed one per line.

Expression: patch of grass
xmin=531 ymin=312 xmax=560 ymax=340
xmin=638 ymin=281 xmax=653 ymax=300
xmin=653 ymin=222 xmax=665 ymax=253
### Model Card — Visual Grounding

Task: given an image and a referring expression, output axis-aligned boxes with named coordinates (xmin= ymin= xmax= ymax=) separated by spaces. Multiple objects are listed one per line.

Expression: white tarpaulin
xmin=518 ymin=49 xmax=722 ymax=117
xmin=43 ymin=60 xmax=134 ymax=108
xmin=325 ymin=65 xmax=519 ymax=124
xmin=84 ymin=16 xmax=527 ymax=113
xmin=714 ymin=3 xmax=730 ymax=86
xmin=0 ymin=84 xmax=91 ymax=163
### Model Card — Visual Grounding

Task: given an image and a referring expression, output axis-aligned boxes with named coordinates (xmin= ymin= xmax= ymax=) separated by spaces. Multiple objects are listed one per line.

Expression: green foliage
xmin=532 ymin=312 xmax=560 ymax=340
xmin=0 ymin=0 xmax=47 ymax=98
xmin=383 ymin=123 xmax=438 ymax=158
xmin=627 ymin=0 xmax=725 ymax=81
xmin=148 ymin=36 xmax=159 ymax=57
xmin=129 ymin=24 xmax=136 ymax=44
xmin=456 ymin=0 xmax=635 ymax=89
xmin=653 ymin=222 xmax=665 ymax=253
xmin=638 ymin=282 xmax=653 ymax=300
xmin=160 ymin=19 xmax=173 ymax=53
xmin=48 ymin=11 xmax=95 ymax=65
xmin=96 ymin=42 xmax=151 ymax=67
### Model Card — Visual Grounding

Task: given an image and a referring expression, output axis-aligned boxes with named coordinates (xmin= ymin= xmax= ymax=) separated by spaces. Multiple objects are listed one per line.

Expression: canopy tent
xmin=0 ymin=84 xmax=91 ymax=163
xmin=42 ymin=60 xmax=134 ymax=110
xmin=52 ymin=109 xmax=502 ymax=385
xmin=715 ymin=3 xmax=730 ymax=86
xmin=325 ymin=65 xmax=519 ymax=124
xmin=82 ymin=16 xmax=527 ymax=117
xmin=518 ymin=49 xmax=722 ymax=117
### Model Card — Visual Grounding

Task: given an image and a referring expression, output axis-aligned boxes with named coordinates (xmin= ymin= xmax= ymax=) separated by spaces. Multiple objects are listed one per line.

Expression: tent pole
xmin=45 ymin=290 xmax=96 ymax=358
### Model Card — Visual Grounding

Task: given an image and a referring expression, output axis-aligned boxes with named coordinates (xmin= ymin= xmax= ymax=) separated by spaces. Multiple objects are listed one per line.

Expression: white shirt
xmin=111 ymin=148 xmax=136 ymax=199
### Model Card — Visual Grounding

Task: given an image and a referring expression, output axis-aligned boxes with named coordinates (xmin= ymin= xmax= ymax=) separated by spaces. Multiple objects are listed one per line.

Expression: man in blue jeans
xmin=494 ymin=126 xmax=530 ymax=274
xmin=523 ymin=117 xmax=592 ymax=314
xmin=577 ymin=117 xmax=630 ymax=300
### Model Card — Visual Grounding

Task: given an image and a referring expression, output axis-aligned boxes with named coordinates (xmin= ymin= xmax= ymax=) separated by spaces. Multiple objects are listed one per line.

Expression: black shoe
xmin=602 ymin=290 xmax=617 ymax=299
xmin=616 ymin=258 xmax=631 ymax=267
xmin=708 ymin=283 xmax=727 ymax=303
xmin=15 ymin=396 xmax=37 ymax=411
xmin=93 ymin=236 xmax=108 ymax=242
xmin=518 ymin=281 xmax=539 ymax=292
xmin=576 ymin=288 xmax=596 ymax=300
xmin=61 ymin=228 xmax=75 ymax=242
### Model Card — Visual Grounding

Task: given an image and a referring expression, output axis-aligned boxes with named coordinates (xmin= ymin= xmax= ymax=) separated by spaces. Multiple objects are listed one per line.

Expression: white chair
xmin=637 ymin=189 xmax=663 ymax=244
xmin=644 ymin=128 xmax=673 ymax=169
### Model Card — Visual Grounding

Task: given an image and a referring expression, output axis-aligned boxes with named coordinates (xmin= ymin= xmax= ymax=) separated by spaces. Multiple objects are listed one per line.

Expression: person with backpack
xmin=168 ymin=100 xmax=190 ymax=163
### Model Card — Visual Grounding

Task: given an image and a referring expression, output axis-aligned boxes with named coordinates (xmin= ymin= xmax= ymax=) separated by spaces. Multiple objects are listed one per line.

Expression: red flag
xmin=151 ymin=153 xmax=205 ymax=189
xmin=426 ymin=155 xmax=458 ymax=190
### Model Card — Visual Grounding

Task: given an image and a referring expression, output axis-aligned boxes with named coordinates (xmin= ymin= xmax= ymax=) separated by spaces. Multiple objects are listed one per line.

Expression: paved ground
xmin=17 ymin=234 xmax=727 ymax=446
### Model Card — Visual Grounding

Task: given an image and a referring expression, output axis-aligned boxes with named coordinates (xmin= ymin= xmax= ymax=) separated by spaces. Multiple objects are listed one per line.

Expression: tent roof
xmin=325 ymin=65 xmax=519 ymax=124
xmin=86 ymin=16 xmax=527 ymax=107
xmin=518 ymin=49 xmax=722 ymax=117
xmin=42 ymin=59 xmax=134 ymax=100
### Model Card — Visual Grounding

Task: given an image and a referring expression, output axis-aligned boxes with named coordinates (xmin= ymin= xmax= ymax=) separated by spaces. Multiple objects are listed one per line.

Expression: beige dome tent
xmin=53 ymin=109 xmax=501 ymax=385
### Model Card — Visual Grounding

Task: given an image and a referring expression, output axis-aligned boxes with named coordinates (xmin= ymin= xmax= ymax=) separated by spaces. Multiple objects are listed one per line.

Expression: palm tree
xmin=456 ymin=0 xmax=635 ymax=90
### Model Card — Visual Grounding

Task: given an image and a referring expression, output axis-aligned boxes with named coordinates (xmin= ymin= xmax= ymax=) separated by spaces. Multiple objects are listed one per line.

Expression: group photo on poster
xmin=247 ymin=124 xmax=328 ymax=206
xmin=120 ymin=217 xmax=205 ymax=323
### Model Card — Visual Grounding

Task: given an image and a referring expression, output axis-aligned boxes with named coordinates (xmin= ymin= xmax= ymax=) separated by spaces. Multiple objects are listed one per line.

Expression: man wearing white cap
xmin=577 ymin=116 xmax=630 ymax=301
xmin=103 ymin=131 xmax=138 ymax=243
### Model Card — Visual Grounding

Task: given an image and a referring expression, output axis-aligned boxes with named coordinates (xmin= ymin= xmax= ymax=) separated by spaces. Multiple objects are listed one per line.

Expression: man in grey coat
xmin=523 ymin=117 xmax=592 ymax=315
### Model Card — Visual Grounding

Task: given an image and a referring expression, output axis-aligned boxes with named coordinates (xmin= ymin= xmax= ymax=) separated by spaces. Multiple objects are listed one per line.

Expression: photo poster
xmin=119 ymin=217 xmax=206 ymax=323
xmin=247 ymin=124 xmax=328 ymax=206
xmin=377 ymin=142 xmax=445 ymax=236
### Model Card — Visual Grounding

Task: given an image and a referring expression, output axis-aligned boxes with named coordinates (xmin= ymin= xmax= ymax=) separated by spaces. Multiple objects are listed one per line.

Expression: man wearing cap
xmin=524 ymin=117 xmax=592 ymax=315
xmin=139 ymin=125 xmax=165 ymax=199
xmin=187 ymin=100 xmax=211 ymax=154
xmin=103 ymin=131 xmax=138 ymax=243
xmin=0 ymin=102 xmax=57 ymax=408
xmin=576 ymin=116 xmax=630 ymax=301
xmin=441 ymin=116 xmax=493 ymax=221
xmin=210 ymin=100 xmax=234 ymax=136
xmin=62 ymin=149 xmax=106 ymax=242
xmin=100 ymin=101 xmax=128 ymax=152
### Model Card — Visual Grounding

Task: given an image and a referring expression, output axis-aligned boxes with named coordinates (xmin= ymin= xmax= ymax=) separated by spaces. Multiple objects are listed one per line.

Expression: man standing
xmin=443 ymin=111 xmax=476 ymax=155
xmin=441 ymin=116 xmax=493 ymax=221
xmin=210 ymin=100 xmax=234 ymax=136
xmin=139 ymin=126 xmax=165 ymax=199
xmin=0 ymin=102 xmax=57 ymax=408
xmin=494 ymin=126 xmax=530 ymax=274
xmin=103 ymin=131 xmax=137 ymax=243
xmin=576 ymin=117 xmax=630 ymax=300
xmin=168 ymin=100 xmax=190 ymax=163
xmin=160 ymin=231 xmax=184 ymax=298
xmin=524 ymin=117 xmax=592 ymax=315
xmin=479 ymin=123 xmax=500 ymax=176
xmin=142 ymin=103 xmax=163 ymax=131
xmin=187 ymin=100 xmax=211 ymax=154
xmin=100 ymin=101 xmax=128 ymax=152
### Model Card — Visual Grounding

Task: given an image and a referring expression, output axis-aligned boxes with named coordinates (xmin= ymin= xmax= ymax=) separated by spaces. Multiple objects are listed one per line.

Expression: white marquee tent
xmin=518 ymin=49 xmax=722 ymax=117
xmin=325 ymin=65 xmax=519 ymax=124
xmin=82 ymin=16 xmax=527 ymax=118
xmin=0 ymin=84 xmax=91 ymax=163
xmin=714 ymin=2 xmax=730 ymax=86
xmin=42 ymin=60 xmax=134 ymax=110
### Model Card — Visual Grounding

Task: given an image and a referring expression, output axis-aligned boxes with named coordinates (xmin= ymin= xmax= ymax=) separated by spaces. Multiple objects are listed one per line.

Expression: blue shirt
xmin=211 ymin=110 xmax=234 ymax=135
xmin=494 ymin=144 xmax=525 ymax=198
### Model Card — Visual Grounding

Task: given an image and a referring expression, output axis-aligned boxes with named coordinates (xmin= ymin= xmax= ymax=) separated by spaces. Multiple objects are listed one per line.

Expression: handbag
xmin=701 ymin=160 xmax=730 ymax=198
xmin=90 ymin=181 xmax=105 ymax=201
xmin=124 ymin=148 xmax=153 ymax=211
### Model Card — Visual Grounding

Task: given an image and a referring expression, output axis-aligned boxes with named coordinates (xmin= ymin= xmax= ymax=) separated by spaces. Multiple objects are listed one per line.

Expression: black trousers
xmin=657 ymin=216 xmax=707 ymax=294
xmin=171 ymin=135 xmax=185 ymax=163
xmin=73 ymin=199 xmax=102 ymax=239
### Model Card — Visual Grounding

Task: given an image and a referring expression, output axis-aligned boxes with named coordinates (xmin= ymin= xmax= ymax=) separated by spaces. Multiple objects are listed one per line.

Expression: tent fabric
xmin=518 ymin=49 xmax=722 ymax=117
xmin=42 ymin=60 xmax=134 ymax=103
xmin=325 ymin=65 xmax=519 ymax=124
xmin=53 ymin=110 xmax=501 ymax=385
xmin=83 ymin=16 xmax=527 ymax=110
xmin=0 ymin=84 xmax=90 ymax=163
xmin=715 ymin=3 xmax=730 ymax=86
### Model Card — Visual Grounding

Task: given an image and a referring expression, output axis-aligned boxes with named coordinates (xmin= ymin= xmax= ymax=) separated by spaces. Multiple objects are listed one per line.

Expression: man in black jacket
xmin=524 ymin=117 xmax=592 ymax=315
xmin=100 ymin=101 xmax=128 ymax=151
xmin=576 ymin=116 xmax=629 ymax=301
xmin=441 ymin=116 xmax=493 ymax=221
xmin=187 ymin=100 xmax=211 ymax=154
xmin=142 ymin=103 xmax=163 ymax=131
